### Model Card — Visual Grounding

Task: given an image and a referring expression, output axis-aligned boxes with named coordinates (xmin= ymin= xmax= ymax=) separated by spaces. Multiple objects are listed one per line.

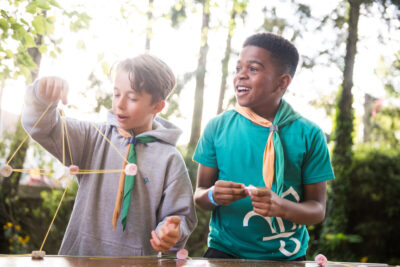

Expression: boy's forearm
xmin=279 ymin=198 xmax=326 ymax=225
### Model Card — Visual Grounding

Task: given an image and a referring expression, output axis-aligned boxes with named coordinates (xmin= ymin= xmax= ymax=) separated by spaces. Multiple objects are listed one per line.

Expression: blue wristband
xmin=208 ymin=186 xmax=220 ymax=206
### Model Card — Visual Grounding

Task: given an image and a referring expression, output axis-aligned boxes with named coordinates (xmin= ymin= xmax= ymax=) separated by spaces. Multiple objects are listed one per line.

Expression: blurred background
xmin=0 ymin=0 xmax=399 ymax=264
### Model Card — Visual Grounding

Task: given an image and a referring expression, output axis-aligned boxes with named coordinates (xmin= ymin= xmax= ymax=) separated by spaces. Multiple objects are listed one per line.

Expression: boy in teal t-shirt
xmin=193 ymin=32 xmax=335 ymax=260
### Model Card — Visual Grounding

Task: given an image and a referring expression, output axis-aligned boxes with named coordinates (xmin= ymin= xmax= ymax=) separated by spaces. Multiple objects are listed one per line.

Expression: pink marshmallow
xmin=69 ymin=165 xmax=79 ymax=175
xmin=176 ymin=248 xmax=188 ymax=260
xmin=124 ymin=163 xmax=138 ymax=176
xmin=315 ymin=254 xmax=328 ymax=267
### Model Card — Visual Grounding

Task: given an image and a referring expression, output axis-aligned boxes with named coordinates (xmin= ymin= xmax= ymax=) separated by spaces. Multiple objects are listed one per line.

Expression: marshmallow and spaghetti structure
xmin=0 ymin=102 xmax=152 ymax=260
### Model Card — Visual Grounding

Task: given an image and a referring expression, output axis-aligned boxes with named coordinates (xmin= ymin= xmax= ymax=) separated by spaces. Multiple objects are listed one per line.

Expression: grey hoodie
xmin=21 ymin=81 xmax=197 ymax=256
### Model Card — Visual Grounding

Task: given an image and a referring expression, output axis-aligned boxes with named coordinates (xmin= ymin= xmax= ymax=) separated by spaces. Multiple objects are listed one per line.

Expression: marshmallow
xmin=176 ymin=248 xmax=188 ymax=260
xmin=69 ymin=165 xmax=79 ymax=175
xmin=245 ymin=185 xmax=257 ymax=195
xmin=315 ymin=254 xmax=328 ymax=267
xmin=31 ymin=250 xmax=46 ymax=260
xmin=124 ymin=163 xmax=138 ymax=176
xmin=0 ymin=164 xmax=13 ymax=177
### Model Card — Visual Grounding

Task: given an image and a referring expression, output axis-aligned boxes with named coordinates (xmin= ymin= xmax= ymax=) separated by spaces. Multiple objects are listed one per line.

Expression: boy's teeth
xmin=238 ymin=87 xmax=250 ymax=91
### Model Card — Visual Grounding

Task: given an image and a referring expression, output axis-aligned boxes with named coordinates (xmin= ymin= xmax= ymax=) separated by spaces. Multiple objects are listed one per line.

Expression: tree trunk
xmin=216 ymin=8 xmax=236 ymax=114
xmin=332 ymin=0 xmax=360 ymax=177
xmin=323 ymin=0 xmax=361 ymax=257
xmin=188 ymin=0 xmax=210 ymax=148
xmin=145 ymin=0 xmax=154 ymax=51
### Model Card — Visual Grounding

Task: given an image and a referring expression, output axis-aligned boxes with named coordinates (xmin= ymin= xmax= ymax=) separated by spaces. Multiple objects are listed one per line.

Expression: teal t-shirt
xmin=193 ymin=109 xmax=335 ymax=260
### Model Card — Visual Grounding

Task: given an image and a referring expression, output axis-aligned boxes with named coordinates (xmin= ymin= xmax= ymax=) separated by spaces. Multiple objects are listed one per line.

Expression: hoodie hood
xmin=107 ymin=110 xmax=182 ymax=146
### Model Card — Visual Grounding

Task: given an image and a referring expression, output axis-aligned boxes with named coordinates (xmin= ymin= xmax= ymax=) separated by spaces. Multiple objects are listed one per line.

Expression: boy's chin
xmin=236 ymin=99 xmax=252 ymax=108
xmin=117 ymin=123 xmax=132 ymax=131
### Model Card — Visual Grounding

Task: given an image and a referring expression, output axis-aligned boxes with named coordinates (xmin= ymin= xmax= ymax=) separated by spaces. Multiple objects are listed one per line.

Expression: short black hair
xmin=243 ymin=32 xmax=299 ymax=78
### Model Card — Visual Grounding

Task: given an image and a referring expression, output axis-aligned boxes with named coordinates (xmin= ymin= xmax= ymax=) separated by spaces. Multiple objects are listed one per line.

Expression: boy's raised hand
xmin=150 ymin=216 xmax=181 ymax=252
xmin=249 ymin=187 xmax=282 ymax=217
xmin=38 ymin=77 xmax=69 ymax=105
xmin=212 ymin=180 xmax=248 ymax=206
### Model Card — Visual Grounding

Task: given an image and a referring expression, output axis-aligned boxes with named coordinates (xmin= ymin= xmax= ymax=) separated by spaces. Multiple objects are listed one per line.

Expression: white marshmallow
xmin=31 ymin=250 xmax=46 ymax=259
xmin=0 ymin=164 xmax=13 ymax=177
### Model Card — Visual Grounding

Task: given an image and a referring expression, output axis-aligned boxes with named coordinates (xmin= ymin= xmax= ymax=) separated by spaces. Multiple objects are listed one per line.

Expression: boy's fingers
xmin=251 ymin=188 xmax=269 ymax=196
xmin=51 ymin=78 xmax=62 ymax=102
xmin=215 ymin=187 xmax=246 ymax=196
xmin=159 ymin=225 xmax=179 ymax=241
xmin=150 ymin=239 xmax=169 ymax=252
xmin=150 ymin=239 xmax=159 ymax=251
xmin=157 ymin=233 xmax=177 ymax=246
xmin=166 ymin=216 xmax=181 ymax=226
xmin=151 ymin=230 xmax=161 ymax=246
xmin=39 ymin=78 xmax=47 ymax=98
xmin=215 ymin=180 xmax=244 ymax=188
xmin=45 ymin=77 xmax=55 ymax=99
xmin=61 ymin=80 xmax=69 ymax=105
xmin=150 ymin=232 xmax=172 ymax=252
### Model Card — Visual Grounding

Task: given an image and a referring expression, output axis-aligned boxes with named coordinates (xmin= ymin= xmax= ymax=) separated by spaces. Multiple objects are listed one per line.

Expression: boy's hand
xmin=249 ymin=187 xmax=282 ymax=217
xmin=38 ymin=77 xmax=69 ymax=105
xmin=212 ymin=180 xmax=248 ymax=206
xmin=150 ymin=216 xmax=181 ymax=252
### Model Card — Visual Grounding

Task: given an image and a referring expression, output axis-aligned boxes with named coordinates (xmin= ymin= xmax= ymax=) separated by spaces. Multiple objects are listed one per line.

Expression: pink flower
xmin=176 ymin=248 xmax=188 ymax=260
xmin=69 ymin=165 xmax=79 ymax=175
xmin=315 ymin=254 xmax=328 ymax=267
xmin=125 ymin=163 xmax=138 ymax=176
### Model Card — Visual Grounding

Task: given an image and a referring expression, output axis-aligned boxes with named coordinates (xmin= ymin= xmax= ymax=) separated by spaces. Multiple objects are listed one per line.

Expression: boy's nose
xmin=117 ymin=98 xmax=126 ymax=109
xmin=237 ymin=70 xmax=248 ymax=80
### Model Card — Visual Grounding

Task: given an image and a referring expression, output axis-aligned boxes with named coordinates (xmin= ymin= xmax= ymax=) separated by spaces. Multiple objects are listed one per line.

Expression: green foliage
xmin=0 ymin=177 xmax=77 ymax=254
xmin=317 ymin=147 xmax=400 ymax=265
xmin=347 ymin=148 xmax=399 ymax=264
xmin=0 ymin=0 xmax=91 ymax=83
xmin=367 ymin=107 xmax=400 ymax=148
xmin=2 ymin=221 xmax=31 ymax=253
xmin=169 ymin=0 xmax=187 ymax=28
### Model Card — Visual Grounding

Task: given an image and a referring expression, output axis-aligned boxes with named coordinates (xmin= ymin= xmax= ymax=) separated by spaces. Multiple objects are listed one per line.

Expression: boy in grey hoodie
xmin=21 ymin=54 xmax=197 ymax=256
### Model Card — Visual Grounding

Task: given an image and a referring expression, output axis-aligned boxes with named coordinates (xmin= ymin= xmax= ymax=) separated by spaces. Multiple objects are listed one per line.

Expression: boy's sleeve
xmin=193 ymin=118 xmax=217 ymax=167
xmin=155 ymin=154 xmax=197 ymax=252
xmin=21 ymin=80 xmax=89 ymax=167
xmin=302 ymin=127 xmax=335 ymax=184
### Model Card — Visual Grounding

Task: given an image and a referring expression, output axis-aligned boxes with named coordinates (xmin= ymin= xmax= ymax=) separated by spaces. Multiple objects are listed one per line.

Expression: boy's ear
xmin=152 ymin=100 xmax=165 ymax=114
xmin=278 ymin=74 xmax=292 ymax=94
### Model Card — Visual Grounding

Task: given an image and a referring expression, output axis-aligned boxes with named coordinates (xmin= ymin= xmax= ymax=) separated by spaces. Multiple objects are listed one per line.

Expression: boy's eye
xmin=236 ymin=67 xmax=242 ymax=73
xmin=250 ymin=67 xmax=258 ymax=72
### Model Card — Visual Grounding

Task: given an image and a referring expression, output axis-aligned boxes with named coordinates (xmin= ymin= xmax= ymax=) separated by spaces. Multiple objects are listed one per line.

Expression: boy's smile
xmin=234 ymin=45 xmax=290 ymax=121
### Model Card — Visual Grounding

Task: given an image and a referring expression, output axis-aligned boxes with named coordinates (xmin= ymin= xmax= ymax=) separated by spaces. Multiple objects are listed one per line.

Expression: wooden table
xmin=0 ymin=255 xmax=391 ymax=267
